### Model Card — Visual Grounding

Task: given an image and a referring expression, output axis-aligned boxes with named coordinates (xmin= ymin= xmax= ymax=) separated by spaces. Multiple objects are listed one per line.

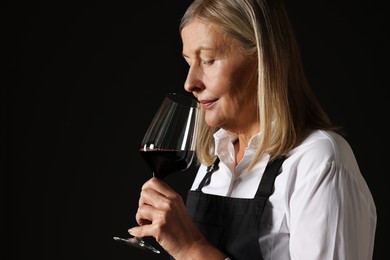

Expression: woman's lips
xmin=199 ymin=99 xmax=218 ymax=109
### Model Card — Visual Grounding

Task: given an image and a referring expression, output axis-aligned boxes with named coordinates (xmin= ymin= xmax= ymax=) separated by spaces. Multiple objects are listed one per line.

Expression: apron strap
xmin=255 ymin=155 xmax=286 ymax=198
xmin=195 ymin=157 xmax=220 ymax=191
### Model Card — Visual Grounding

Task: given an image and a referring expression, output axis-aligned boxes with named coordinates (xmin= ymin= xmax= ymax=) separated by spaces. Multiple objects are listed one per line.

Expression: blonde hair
xmin=180 ymin=0 xmax=343 ymax=169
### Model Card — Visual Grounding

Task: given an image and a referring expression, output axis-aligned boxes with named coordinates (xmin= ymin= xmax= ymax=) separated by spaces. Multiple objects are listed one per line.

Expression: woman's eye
xmin=202 ymin=60 xmax=215 ymax=65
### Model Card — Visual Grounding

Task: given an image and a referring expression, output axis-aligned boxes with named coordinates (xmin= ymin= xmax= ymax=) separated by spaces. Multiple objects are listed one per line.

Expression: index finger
xmin=141 ymin=177 xmax=176 ymax=198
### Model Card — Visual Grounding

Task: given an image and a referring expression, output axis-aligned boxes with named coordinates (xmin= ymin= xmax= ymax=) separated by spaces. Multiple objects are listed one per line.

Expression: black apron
xmin=185 ymin=156 xmax=285 ymax=260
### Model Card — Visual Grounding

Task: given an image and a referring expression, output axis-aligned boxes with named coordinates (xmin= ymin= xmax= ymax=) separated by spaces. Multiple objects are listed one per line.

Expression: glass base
xmin=113 ymin=236 xmax=161 ymax=254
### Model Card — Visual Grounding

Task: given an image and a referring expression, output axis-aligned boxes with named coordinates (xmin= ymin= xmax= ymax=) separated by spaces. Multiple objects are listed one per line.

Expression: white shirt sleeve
xmin=286 ymin=134 xmax=377 ymax=260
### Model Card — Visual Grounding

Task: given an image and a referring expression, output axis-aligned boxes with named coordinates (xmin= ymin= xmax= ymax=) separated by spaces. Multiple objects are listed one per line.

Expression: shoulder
xmin=290 ymin=130 xmax=356 ymax=163
xmin=276 ymin=130 xmax=375 ymax=211
xmin=284 ymin=130 xmax=361 ymax=180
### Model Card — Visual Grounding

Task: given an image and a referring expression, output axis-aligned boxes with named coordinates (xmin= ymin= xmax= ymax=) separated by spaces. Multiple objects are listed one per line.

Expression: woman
xmin=129 ymin=0 xmax=377 ymax=259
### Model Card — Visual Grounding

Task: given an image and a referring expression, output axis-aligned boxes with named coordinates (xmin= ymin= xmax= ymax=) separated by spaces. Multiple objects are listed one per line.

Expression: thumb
xmin=128 ymin=225 xmax=147 ymax=237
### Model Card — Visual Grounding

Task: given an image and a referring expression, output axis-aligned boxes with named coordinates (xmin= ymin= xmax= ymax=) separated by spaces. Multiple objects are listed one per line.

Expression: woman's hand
xmin=128 ymin=177 xmax=226 ymax=259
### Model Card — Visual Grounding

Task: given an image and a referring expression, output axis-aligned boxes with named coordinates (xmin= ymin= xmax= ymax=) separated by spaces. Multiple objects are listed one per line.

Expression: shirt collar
xmin=213 ymin=129 xmax=261 ymax=156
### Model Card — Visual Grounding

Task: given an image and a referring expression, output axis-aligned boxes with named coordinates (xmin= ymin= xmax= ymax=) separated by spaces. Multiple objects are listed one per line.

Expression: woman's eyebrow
xmin=182 ymin=46 xmax=216 ymax=58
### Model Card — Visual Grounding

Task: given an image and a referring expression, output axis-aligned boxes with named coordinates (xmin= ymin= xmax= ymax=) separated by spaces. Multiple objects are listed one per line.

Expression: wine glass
xmin=113 ymin=92 xmax=200 ymax=254
xmin=139 ymin=92 xmax=199 ymax=179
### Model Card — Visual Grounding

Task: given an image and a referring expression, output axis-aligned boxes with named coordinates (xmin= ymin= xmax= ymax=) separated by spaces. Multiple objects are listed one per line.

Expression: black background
xmin=3 ymin=0 xmax=388 ymax=259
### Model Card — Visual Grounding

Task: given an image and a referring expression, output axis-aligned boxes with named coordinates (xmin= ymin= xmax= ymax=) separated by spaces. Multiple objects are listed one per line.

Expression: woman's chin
xmin=205 ymin=114 xmax=223 ymax=128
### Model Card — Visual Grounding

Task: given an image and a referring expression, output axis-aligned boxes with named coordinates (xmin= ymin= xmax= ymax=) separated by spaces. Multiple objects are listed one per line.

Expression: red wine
xmin=139 ymin=149 xmax=195 ymax=179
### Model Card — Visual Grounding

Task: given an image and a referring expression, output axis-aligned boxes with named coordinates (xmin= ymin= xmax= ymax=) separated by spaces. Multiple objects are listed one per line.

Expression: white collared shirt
xmin=191 ymin=129 xmax=377 ymax=260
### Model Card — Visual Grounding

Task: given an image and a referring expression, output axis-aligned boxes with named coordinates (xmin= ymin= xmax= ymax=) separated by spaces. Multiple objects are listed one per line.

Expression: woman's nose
xmin=184 ymin=65 xmax=204 ymax=93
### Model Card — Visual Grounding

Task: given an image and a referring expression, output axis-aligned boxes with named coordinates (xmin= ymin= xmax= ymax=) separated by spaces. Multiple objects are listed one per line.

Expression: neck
xmin=233 ymin=132 xmax=256 ymax=165
xmin=227 ymin=122 xmax=260 ymax=165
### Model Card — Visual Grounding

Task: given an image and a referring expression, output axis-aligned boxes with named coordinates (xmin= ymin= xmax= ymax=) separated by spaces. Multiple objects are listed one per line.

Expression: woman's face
xmin=181 ymin=19 xmax=258 ymax=133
